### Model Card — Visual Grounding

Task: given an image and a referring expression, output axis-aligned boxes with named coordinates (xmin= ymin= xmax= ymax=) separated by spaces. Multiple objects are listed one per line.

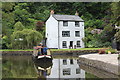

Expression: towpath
xmin=78 ymin=53 xmax=119 ymax=76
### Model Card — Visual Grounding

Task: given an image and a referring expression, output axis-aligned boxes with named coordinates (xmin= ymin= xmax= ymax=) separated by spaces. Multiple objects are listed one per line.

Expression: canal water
xmin=2 ymin=53 xmax=118 ymax=79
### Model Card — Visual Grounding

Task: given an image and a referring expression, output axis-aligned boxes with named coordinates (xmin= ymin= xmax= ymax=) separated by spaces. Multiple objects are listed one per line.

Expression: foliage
xmin=35 ymin=21 xmax=44 ymax=31
xmin=14 ymin=21 xmax=25 ymax=31
xmin=105 ymin=48 xmax=117 ymax=54
xmin=115 ymin=30 xmax=120 ymax=42
xmin=2 ymin=2 xmax=119 ymax=49
xmin=11 ymin=29 xmax=43 ymax=49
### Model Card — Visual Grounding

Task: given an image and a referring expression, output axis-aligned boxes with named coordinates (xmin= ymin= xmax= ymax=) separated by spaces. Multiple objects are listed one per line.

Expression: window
xmin=70 ymin=59 xmax=73 ymax=64
xmin=77 ymin=41 xmax=81 ymax=47
xmin=63 ymin=21 xmax=68 ymax=26
xmin=75 ymin=21 xmax=79 ymax=27
xmin=63 ymin=68 xmax=71 ymax=75
xmin=76 ymin=78 xmax=81 ymax=80
xmin=63 ymin=59 xmax=67 ymax=65
xmin=62 ymin=41 xmax=67 ymax=48
xmin=76 ymin=68 xmax=81 ymax=74
xmin=75 ymin=31 xmax=80 ymax=37
xmin=62 ymin=31 xmax=70 ymax=37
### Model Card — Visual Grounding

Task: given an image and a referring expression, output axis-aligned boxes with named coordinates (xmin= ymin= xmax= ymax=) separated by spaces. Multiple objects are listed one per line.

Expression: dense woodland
xmin=1 ymin=2 xmax=120 ymax=49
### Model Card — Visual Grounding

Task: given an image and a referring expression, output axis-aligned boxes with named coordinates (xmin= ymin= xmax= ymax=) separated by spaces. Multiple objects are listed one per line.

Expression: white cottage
xmin=46 ymin=10 xmax=85 ymax=49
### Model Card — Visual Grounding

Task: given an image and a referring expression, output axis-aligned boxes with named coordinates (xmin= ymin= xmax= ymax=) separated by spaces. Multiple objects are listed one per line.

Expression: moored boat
xmin=32 ymin=48 xmax=52 ymax=61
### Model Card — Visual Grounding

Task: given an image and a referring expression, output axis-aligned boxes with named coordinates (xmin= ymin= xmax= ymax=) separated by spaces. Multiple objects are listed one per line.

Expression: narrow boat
xmin=32 ymin=48 xmax=52 ymax=62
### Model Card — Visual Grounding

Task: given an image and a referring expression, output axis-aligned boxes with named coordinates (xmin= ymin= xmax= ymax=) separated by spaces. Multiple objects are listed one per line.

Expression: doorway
xmin=70 ymin=41 xmax=73 ymax=49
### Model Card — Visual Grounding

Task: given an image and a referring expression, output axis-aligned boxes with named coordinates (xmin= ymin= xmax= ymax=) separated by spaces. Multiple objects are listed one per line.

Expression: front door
xmin=70 ymin=41 xmax=73 ymax=48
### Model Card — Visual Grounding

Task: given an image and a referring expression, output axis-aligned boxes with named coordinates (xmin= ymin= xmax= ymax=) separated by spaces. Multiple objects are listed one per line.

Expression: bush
xmin=105 ymin=49 xmax=117 ymax=54
xmin=98 ymin=49 xmax=106 ymax=54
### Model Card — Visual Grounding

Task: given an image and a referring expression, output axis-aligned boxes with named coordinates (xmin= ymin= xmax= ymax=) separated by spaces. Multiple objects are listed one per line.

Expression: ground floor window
xmin=77 ymin=41 xmax=81 ymax=47
xmin=62 ymin=41 xmax=67 ymax=48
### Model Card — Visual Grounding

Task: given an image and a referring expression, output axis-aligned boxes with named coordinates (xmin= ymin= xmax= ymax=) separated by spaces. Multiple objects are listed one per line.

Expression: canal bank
xmin=1 ymin=49 xmax=99 ymax=56
xmin=78 ymin=54 xmax=119 ymax=76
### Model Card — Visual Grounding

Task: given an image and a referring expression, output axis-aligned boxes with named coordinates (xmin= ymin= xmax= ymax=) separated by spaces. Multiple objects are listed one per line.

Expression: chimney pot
xmin=50 ymin=10 xmax=54 ymax=15
xmin=75 ymin=11 xmax=79 ymax=16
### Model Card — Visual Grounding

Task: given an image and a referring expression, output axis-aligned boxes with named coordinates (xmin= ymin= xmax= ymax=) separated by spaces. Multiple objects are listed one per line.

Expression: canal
xmin=2 ymin=53 xmax=119 ymax=79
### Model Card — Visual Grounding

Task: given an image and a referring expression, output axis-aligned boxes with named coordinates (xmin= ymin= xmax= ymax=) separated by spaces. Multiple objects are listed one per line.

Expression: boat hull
xmin=32 ymin=55 xmax=52 ymax=63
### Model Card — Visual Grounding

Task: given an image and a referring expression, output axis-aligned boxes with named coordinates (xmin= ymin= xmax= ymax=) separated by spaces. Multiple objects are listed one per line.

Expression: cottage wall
xmin=46 ymin=14 xmax=85 ymax=49
xmin=46 ymin=15 xmax=58 ymax=48
xmin=59 ymin=21 xmax=84 ymax=49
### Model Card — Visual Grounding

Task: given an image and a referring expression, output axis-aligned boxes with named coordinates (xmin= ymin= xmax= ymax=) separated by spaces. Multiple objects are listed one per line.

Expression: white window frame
xmin=63 ymin=68 xmax=71 ymax=75
xmin=75 ymin=31 xmax=80 ymax=37
xmin=62 ymin=31 xmax=70 ymax=37
xmin=77 ymin=41 xmax=81 ymax=47
xmin=62 ymin=41 xmax=67 ymax=48
xmin=63 ymin=59 xmax=67 ymax=65
xmin=76 ymin=68 xmax=81 ymax=74
xmin=63 ymin=21 xmax=68 ymax=26
xmin=75 ymin=21 xmax=79 ymax=27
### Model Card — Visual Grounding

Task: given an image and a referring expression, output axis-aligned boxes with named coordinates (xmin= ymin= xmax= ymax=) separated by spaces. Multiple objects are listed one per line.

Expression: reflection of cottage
xmin=46 ymin=10 xmax=85 ymax=49
xmin=47 ymin=59 xmax=85 ymax=78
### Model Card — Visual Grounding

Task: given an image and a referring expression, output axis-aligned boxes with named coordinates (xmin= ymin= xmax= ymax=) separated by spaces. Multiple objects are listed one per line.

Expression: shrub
xmin=105 ymin=49 xmax=117 ymax=54
xmin=98 ymin=49 xmax=106 ymax=54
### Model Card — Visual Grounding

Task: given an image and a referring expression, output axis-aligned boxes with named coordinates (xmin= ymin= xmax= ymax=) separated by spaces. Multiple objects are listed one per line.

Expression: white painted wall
xmin=59 ymin=21 xmax=85 ymax=49
xmin=46 ymin=15 xmax=85 ymax=49
xmin=46 ymin=15 xmax=58 ymax=48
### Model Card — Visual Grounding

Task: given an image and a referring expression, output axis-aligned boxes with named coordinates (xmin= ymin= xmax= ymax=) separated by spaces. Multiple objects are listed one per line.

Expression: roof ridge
xmin=52 ymin=14 xmax=84 ymax=21
xmin=53 ymin=14 xmax=79 ymax=16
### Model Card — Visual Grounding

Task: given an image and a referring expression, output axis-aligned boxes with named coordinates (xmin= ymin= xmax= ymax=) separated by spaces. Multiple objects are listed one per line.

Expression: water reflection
xmin=46 ymin=59 xmax=85 ymax=79
xmin=2 ymin=55 xmax=85 ymax=79
xmin=2 ymin=56 xmax=37 ymax=78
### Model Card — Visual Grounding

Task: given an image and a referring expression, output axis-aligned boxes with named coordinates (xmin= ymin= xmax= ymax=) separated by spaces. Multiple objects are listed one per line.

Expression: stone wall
xmin=78 ymin=57 xmax=119 ymax=76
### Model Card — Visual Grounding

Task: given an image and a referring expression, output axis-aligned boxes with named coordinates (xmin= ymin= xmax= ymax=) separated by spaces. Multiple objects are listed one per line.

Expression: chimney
xmin=75 ymin=11 xmax=79 ymax=16
xmin=50 ymin=10 xmax=54 ymax=15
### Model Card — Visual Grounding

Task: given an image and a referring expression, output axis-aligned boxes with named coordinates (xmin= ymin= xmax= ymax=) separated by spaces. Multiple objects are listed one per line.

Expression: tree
xmin=11 ymin=29 xmax=43 ymax=49
xmin=14 ymin=21 xmax=25 ymax=31
xmin=115 ymin=30 xmax=120 ymax=42
xmin=35 ymin=21 xmax=44 ymax=31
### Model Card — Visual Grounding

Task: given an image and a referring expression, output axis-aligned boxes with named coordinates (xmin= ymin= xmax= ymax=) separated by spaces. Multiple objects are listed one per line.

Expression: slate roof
xmin=52 ymin=14 xmax=84 ymax=21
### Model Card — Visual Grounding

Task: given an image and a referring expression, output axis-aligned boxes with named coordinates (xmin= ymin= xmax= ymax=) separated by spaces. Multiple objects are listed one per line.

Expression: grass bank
xmin=50 ymin=48 xmax=107 ymax=51
xmin=0 ymin=49 xmax=33 ymax=51
xmin=0 ymin=48 xmax=105 ymax=51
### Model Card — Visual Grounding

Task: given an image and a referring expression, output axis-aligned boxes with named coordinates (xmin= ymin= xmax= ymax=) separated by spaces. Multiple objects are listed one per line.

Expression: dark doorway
xmin=70 ymin=41 xmax=73 ymax=48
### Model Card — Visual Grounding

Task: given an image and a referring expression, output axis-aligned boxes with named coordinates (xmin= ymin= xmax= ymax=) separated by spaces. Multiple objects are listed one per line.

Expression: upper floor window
xmin=62 ymin=31 xmax=70 ymax=37
xmin=63 ymin=21 xmax=68 ymax=26
xmin=75 ymin=21 xmax=79 ymax=27
xmin=75 ymin=31 xmax=80 ymax=37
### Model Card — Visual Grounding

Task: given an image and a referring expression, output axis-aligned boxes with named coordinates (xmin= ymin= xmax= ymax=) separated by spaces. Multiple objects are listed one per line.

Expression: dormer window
xmin=63 ymin=21 xmax=68 ymax=26
xmin=75 ymin=21 xmax=79 ymax=27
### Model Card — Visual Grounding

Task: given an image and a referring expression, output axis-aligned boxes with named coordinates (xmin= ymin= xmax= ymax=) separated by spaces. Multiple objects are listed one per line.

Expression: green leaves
xmin=14 ymin=21 xmax=24 ymax=31
xmin=11 ymin=29 xmax=43 ymax=49
xmin=115 ymin=30 xmax=120 ymax=42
